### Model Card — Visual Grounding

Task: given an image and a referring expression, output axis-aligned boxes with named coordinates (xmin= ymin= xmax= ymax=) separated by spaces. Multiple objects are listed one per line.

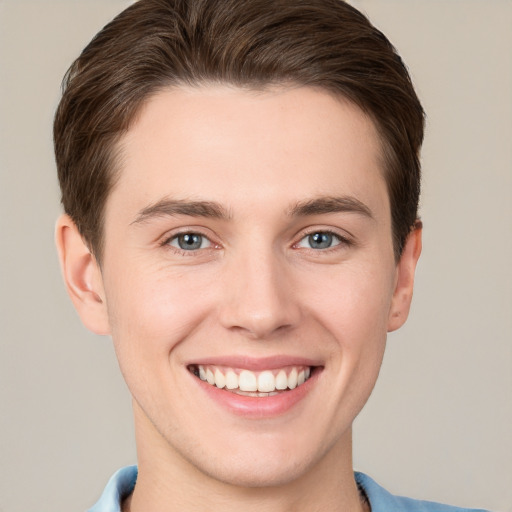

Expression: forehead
xmin=110 ymin=85 xmax=388 ymax=218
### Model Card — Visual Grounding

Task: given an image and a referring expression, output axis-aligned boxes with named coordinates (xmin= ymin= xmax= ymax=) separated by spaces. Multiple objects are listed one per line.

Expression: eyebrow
xmin=132 ymin=198 xmax=231 ymax=224
xmin=288 ymin=196 xmax=374 ymax=219
xmin=132 ymin=194 xmax=373 ymax=225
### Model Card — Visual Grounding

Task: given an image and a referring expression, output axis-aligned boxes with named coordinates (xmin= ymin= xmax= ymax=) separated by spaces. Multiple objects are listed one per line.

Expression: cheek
xmin=310 ymin=264 xmax=395 ymax=406
xmin=303 ymin=263 xmax=396 ymax=344
xmin=104 ymin=265 xmax=215 ymax=368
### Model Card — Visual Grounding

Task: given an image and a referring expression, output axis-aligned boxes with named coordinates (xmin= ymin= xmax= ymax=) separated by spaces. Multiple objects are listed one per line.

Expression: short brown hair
xmin=54 ymin=0 xmax=424 ymax=261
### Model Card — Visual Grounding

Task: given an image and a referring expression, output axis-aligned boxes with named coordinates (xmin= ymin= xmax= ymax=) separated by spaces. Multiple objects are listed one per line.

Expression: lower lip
xmin=193 ymin=370 xmax=319 ymax=418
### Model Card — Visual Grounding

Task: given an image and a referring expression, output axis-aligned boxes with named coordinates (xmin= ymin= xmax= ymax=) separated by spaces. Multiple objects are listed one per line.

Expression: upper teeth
xmin=194 ymin=365 xmax=312 ymax=393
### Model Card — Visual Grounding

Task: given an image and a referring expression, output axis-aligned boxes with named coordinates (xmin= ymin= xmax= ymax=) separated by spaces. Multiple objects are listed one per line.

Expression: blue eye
xmin=168 ymin=233 xmax=211 ymax=251
xmin=297 ymin=231 xmax=342 ymax=250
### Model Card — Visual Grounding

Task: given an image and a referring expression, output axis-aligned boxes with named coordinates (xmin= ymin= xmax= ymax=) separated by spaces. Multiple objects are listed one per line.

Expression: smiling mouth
xmin=188 ymin=364 xmax=315 ymax=397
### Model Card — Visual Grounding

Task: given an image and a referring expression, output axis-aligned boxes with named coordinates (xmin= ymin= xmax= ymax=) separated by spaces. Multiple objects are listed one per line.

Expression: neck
xmin=125 ymin=405 xmax=366 ymax=512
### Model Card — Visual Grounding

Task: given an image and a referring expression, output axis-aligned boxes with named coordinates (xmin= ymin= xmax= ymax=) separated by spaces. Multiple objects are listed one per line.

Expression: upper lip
xmin=185 ymin=355 xmax=323 ymax=371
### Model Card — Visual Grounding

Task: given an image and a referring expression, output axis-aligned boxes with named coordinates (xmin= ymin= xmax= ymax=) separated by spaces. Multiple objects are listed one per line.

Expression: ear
xmin=387 ymin=223 xmax=422 ymax=332
xmin=55 ymin=214 xmax=111 ymax=335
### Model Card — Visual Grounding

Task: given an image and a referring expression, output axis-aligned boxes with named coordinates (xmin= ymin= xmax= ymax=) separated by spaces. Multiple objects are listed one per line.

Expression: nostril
xmin=227 ymin=322 xmax=295 ymax=341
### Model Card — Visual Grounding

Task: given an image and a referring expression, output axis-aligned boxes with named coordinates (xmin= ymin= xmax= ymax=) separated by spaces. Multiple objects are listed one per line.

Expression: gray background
xmin=0 ymin=1 xmax=510 ymax=511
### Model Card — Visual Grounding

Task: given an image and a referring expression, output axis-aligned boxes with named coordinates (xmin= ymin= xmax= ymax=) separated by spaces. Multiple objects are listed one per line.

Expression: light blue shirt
xmin=88 ymin=465 xmax=491 ymax=512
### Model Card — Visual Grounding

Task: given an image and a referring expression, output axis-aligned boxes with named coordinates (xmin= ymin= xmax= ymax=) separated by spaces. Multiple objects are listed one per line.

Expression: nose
xmin=218 ymin=249 xmax=301 ymax=340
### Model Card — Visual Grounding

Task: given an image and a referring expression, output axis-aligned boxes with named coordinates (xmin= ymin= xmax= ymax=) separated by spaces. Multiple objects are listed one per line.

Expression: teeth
xmin=214 ymin=368 xmax=226 ymax=389
xmin=206 ymin=368 xmax=215 ymax=385
xmin=194 ymin=364 xmax=313 ymax=394
xmin=257 ymin=371 xmax=275 ymax=392
xmin=275 ymin=370 xmax=288 ymax=390
xmin=225 ymin=370 xmax=238 ymax=390
xmin=288 ymin=368 xmax=298 ymax=389
xmin=239 ymin=370 xmax=258 ymax=392
xmin=236 ymin=390 xmax=280 ymax=397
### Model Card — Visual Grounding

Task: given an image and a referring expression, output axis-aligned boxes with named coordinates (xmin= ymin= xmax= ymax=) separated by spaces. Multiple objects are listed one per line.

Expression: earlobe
xmin=387 ymin=223 xmax=422 ymax=332
xmin=55 ymin=214 xmax=111 ymax=335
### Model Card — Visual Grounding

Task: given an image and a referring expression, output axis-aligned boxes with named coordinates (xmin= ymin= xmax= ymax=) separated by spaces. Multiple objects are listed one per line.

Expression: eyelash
xmin=161 ymin=228 xmax=352 ymax=256
xmin=294 ymin=229 xmax=352 ymax=252
xmin=160 ymin=230 xmax=217 ymax=256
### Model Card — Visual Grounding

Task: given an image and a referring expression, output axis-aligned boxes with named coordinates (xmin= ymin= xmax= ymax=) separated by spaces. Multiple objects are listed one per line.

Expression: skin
xmin=56 ymin=85 xmax=421 ymax=512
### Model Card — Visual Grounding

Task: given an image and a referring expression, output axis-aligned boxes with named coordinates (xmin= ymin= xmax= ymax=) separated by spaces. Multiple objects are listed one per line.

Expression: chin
xmin=172 ymin=427 xmax=338 ymax=490
xmin=197 ymin=452 xmax=314 ymax=489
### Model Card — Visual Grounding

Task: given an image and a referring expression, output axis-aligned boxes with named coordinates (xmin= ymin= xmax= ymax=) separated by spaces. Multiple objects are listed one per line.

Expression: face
xmin=59 ymin=85 xmax=420 ymax=488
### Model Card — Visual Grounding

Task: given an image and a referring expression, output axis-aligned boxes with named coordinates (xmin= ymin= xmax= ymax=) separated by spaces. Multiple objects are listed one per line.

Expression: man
xmin=54 ymin=0 xmax=490 ymax=510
